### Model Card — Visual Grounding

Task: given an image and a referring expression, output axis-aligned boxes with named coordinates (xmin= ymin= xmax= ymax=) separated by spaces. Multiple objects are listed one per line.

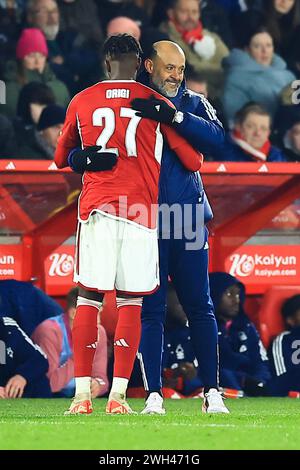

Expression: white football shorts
xmin=74 ymin=212 xmax=159 ymax=295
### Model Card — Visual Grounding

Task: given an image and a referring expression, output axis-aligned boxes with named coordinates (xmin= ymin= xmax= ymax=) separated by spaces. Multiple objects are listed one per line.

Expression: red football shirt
xmin=55 ymin=80 xmax=202 ymax=229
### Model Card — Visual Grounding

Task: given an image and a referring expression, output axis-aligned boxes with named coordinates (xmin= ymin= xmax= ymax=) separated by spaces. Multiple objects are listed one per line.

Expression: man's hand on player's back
xmin=68 ymin=145 xmax=118 ymax=174
xmin=131 ymin=95 xmax=176 ymax=125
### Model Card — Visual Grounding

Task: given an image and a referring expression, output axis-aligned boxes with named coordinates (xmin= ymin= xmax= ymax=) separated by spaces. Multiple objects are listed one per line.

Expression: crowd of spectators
xmin=0 ymin=0 xmax=300 ymax=163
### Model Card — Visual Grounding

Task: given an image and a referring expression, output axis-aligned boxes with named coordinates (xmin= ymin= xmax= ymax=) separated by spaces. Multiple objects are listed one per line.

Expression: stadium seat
xmin=259 ymin=286 xmax=300 ymax=348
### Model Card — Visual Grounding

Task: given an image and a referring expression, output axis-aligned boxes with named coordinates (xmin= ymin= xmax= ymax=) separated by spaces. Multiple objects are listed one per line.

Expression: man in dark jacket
xmin=0 ymin=315 xmax=51 ymax=398
xmin=267 ymin=295 xmax=300 ymax=396
xmin=0 ymin=280 xmax=63 ymax=336
xmin=209 ymin=272 xmax=270 ymax=395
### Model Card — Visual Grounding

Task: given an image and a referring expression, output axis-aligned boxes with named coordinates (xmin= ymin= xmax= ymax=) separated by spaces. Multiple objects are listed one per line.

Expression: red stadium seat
xmin=259 ymin=286 xmax=300 ymax=348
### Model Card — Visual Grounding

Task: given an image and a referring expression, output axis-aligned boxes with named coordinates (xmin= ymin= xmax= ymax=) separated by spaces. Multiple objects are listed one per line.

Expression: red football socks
xmin=72 ymin=297 xmax=102 ymax=377
xmin=113 ymin=298 xmax=142 ymax=380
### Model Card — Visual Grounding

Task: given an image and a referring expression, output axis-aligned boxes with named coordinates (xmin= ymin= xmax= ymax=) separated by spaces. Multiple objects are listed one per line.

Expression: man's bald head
xmin=152 ymin=40 xmax=185 ymax=62
xmin=145 ymin=40 xmax=186 ymax=98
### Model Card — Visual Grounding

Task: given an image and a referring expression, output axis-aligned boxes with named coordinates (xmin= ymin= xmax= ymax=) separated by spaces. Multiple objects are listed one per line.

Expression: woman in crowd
xmin=222 ymin=21 xmax=296 ymax=125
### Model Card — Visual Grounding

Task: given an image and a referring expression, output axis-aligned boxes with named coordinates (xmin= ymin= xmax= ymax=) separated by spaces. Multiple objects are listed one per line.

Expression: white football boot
xmin=202 ymin=388 xmax=230 ymax=414
xmin=140 ymin=392 xmax=166 ymax=415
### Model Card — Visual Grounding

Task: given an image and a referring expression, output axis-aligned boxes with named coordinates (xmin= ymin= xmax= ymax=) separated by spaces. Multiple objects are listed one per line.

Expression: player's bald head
xmin=145 ymin=41 xmax=186 ymax=98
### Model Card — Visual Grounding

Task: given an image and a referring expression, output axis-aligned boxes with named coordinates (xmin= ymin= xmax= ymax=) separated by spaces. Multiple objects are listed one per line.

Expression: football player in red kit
xmin=55 ymin=34 xmax=202 ymax=415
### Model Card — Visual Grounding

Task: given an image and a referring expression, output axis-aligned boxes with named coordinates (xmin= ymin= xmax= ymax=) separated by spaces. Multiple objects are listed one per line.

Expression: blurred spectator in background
xmin=209 ymin=272 xmax=270 ymax=396
xmin=159 ymin=0 xmax=229 ymax=99
xmin=96 ymin=0 xmax=150 ymax=31
xmin=0 ymin=114 xmax=18 ymax=157
xmin=276 ymin=105 xmax=300 ymax=161
xmin=185 ymin=67 xmax=208 ymax=97
xmin=13 ymin=82 xmax=56 ymax=158
xmin=0 ymin=280 xmax=63 ymax=336
xmin=16 ymin=81 xmax=56 ymax=126
xmin=0 ymin=0 xmax=25 ymax=75
xmin=214 ymin=0 xmax=263 ymax=13
xmin=199 ymin=0 xmax=234 ymax=48
xmin=27 ymin=0 xmax=103 ymax=92
xmin=31 ymin=103 xmax=66 ymax=159
xmin=107 ymin=16 xmax=141 ymax=40
xmin=32 ymin=287 xmax=109 ymax=397
xmin=57 ymin=0 xmax=105 ymax=88
xmin=262 ymin=0 xmax=300 ymax=76
xmin=162 ymin=283 xmax=203 ymax=397
xmin=0 ymin=315 xmax=51 ymax=398
xmin=214 ymin=103 xmax=286 ymax=162
xmin=2 ymin=28 xmax=70 ymax=117
xmin=267 ymin=294 xmax=300 ymax=396
xmin=152 ymin=0 xmax=234 ymax=48
xmin=222 ymin=21 xmax=296 ymax=125
xmin=58 ymin=0 xmax=103 ymax=45
xmin=105 ymin=15 xmax=168 ymax=61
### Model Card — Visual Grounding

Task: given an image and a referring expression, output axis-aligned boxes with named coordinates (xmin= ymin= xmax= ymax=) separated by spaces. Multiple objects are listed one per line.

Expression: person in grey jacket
xmin=222 ymin=26 xmax=296 ymax=126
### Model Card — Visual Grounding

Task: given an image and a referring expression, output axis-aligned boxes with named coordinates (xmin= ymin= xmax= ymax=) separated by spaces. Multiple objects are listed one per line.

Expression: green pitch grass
xmin=0 ymin=398 xmax=300 ymax=450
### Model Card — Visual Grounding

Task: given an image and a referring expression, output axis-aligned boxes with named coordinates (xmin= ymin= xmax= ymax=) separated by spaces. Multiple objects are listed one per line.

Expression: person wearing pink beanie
xmin=16 ymin=28 xmax=49 ymax=75
xmin=16 ymin=28 xmax=49 ymax=60
xmin=106 ymin=16 xmax=141 ymax=41
xmin=2 ymin=27 xmax=70 ymax=117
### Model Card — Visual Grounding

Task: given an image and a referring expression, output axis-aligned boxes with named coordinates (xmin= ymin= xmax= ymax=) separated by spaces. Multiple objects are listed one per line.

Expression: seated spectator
xmin=58 ymin=0 xmax=103 ymax=46
xmin=262 ymin=0 xmax=300 ymax=75
xmin=2 ymin=27 xmax=70 ymax=117
xmin=107 ymin=16 xmax=141 ymax=41
xmin=275 ymin=105 xmax=300 ymax=161
xmin=215 ymin=0 xmax=263 ymax=13
xmin=162 ymin=283 xmax=203 ymax=397
xmin=32 ymin=287 xmax=109 ymax=397
xmin=96 ymin=0 xmax=150 ymax=31
xmin=0 ymin=0 xmax=24 ymax=75
xmin=35 ymin=104 xmax=65 ymax=158
xmin=0 ymin=280 xmax=63 ymax=336
xmin=16 ymin=81 xmax=56 ymax=126
xmin=209 ymin=272 xmax=270 ymax=396
xmin=13 ymin=82 xmax=56 ymax=158
xmin=185 ymin=67 xmax=208 ymax=97
xmin=200 ymin=0 xmax=234 ymax=48
xmin=0 ymin=315 xmax=51 ymax=398
xmin=159 ymin=0 xmax=229 ymax=99
xmin=0 ymin=114 xmax=18 ymax=158
xmin=26 ymin=0 xmax=103 ymax=91
xmin=267 ymin=295 xmax=300 ymax=396
xmin=214 ymin=103 xmax=286 ymax=162
xmin=222 ymin=22 xmax=296 ymax=125
xmin=14 ymin=102 xmax=65 ymax=159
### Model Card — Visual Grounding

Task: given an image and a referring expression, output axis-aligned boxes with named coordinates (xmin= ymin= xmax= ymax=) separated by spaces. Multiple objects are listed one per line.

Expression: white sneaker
xmin=140 ymin=392 xmax=166 ymax=415
xmin=202 ymin=388 xmax=230 ymax=414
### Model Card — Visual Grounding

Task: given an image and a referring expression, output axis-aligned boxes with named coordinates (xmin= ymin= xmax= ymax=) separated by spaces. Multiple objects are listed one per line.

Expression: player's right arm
xmin=160 ymin=124 xmax=203 ymax=172
xmin=54 ymin=97 xmax=81 ymax=169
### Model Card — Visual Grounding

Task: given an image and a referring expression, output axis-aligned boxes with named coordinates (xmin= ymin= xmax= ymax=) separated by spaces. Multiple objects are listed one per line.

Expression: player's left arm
xmin=54 ymin=97 xmax=81 ymax=169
